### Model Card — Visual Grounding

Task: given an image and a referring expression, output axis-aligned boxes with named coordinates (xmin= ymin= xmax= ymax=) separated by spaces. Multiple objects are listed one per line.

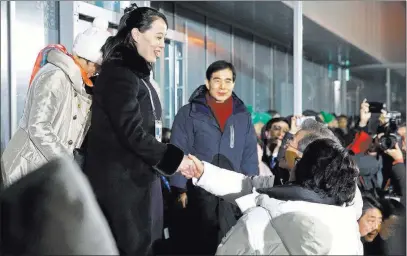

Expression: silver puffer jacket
xmin=1 ymin=49 xmax=92 ymax=187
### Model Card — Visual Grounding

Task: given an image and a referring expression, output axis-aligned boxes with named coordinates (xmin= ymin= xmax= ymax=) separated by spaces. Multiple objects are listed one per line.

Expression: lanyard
xmin=142 ymin=79 xmax=169 ymax=191
xmin=141 ymin=79 xmax=158 ymax=120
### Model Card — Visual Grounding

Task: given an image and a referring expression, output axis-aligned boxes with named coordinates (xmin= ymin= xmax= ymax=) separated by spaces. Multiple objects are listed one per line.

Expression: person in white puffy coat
xmin=187 ymin=138 xmax=364 ymax=255
xmin=1 ymin=17 xmax=111 ymax=187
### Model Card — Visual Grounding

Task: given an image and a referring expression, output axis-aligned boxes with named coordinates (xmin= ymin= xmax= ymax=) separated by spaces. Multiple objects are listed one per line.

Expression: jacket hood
xmin=189 ymin=85 xmax=248 ymax=114
xmin=47 ymin=49 xmax=84 ymax=92
xmin=0 ymin=157 xmax=119 ymax=255
xmin=257 ymin=184 xmax=337 ymax=205
xmin=257 ymin=183 xmax=363 ymax=219
xmin=104 ymin=45 xmax=151 ymax=79
xmin=255 ymin=195 xmax=363 ymax=255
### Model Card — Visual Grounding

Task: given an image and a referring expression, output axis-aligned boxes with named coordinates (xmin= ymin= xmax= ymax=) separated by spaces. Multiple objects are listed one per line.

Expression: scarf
xmin=29 ymin=44 xmax=93 ymax=87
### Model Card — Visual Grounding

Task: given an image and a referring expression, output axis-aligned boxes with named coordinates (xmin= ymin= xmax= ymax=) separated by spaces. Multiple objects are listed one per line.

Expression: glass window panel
xmin=150 ymin=1 xmax=160 ymax=10
xmin=206 ymin=20 xmax=216 ymax=66
xmin=175 ymin=8 xmax=186 ymax=35
xmin=163 ymin=41 xmax=171 ymax=128
xmin=175 ymin=41 xmax=184 ymax=113
xmin=161 ymin=2 xmax=174 ymax=30
xmin=14 ymin=1 xmax=59 ymax=133
xmin=154 ymin=53 xmax=161 ymax=85
xmin=274 ymin=48 xmax=293 ymax=116
xmin=233 ymin=28 xmax=253 ymax=107
xmin=302 ymin=59 xmax=319 ymax=112
xmin=207 ymin=18 xmax=232 ymax=64
xmin=1 ymin=1 xmax=10 ymax=153
xmin=254 ymin=37 xmax=272 ymax=112
xmin=86 ymin=1 xmax=121 ymax=13
xmin=318 ymin=65 xmax=332 ymax=113
xmin=177 ymin=6 xmax=205 ymax=98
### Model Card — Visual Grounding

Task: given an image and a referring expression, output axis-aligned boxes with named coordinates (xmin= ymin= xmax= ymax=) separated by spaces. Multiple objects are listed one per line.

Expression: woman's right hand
xmin=178 ymin=154 xmax=204 ymax=179
xmin=178 ymin=156 xmax=195 ymax=174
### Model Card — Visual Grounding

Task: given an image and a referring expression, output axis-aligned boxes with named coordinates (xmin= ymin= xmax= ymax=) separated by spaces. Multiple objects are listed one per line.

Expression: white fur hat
xmin=72 ymin=17 xmax=111 ymax=65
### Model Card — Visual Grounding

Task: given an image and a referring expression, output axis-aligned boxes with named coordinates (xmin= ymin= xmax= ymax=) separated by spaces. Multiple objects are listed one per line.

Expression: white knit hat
xmin=72 ymin=17 xmax=111 ymax=65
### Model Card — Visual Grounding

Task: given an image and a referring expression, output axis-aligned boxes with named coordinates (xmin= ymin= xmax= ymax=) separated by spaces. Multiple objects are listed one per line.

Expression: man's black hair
xmin=302 ymin=109 xmax=318 ymax=117
xmin=206 ymin=60 xmax=236 ymax=82
xmin=361 ymin=192 xmax=383 ymax=218
xmin=267 ymin=110 xmax=280 ymax=117
xmin=264 ymin=117 xmax=290 ymax=132
xmin=302 ymin=109 xmax=323 ymax=123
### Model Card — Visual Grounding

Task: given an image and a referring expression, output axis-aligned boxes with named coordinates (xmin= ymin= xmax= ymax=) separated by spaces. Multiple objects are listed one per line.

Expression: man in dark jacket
xmin=169 ymin=60 xmax=259 ymax=254
xmin=261 ymin=117 xmax=290 ymax=185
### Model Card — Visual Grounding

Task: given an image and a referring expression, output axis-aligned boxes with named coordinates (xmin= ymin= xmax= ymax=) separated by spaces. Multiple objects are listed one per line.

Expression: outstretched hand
xmin=179 ymin=154 xmax=204 ymax=179
xmin=178 ymin=156 xmax=196 ymax=174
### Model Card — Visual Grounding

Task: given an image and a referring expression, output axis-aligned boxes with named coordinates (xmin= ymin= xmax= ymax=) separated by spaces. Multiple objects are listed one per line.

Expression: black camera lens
xmin=379 ymin=135 xmax=397 ymax=151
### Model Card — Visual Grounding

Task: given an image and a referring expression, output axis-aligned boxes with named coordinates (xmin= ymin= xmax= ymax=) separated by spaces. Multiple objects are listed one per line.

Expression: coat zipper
xmin=205 ymin=104 xmax=223 ymax=173
xmin=230 ymin=125 xmax=235 ymax=149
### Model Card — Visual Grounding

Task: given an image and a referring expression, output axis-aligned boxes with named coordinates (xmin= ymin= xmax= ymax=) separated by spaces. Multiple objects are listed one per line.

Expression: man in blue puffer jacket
xmin=169 ymin=60 xmax=259 ymax=254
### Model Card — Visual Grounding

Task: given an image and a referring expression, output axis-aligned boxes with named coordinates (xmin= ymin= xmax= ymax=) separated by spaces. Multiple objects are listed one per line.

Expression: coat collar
xmin=256 ymin=184 xmax=337 ymax=206
xmin=47 ymin=49 xmax=84 ymax=93
xmin=105 ymin=45 xmax=151 ymax=79
xmin=189 ymin=85 xmax=248 ymax=115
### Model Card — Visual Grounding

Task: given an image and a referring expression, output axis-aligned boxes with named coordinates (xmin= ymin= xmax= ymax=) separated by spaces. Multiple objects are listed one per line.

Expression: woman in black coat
xmin=84 ymin=5 xmax=191 ymax=256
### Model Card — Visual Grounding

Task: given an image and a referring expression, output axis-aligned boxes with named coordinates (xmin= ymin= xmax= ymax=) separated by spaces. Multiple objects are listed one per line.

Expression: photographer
xmin=348 ymin=100 xmax=405 ymax=196
xmin=361 ymin=192 xmax=405 ymax=256
xmin=383 ymin=141 xmax=405 ymax=198
xmin=347 ymin=100 xmax=383 ymax=191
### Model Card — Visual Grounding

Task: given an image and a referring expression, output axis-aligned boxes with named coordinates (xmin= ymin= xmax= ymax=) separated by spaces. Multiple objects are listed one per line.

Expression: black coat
xmin=84 ymin=45 xmax=184 ymax=256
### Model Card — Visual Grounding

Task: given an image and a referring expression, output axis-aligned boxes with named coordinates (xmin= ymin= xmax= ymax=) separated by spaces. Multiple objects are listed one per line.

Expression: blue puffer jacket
xmin=170 ymin=85 xmax=259 ymax=189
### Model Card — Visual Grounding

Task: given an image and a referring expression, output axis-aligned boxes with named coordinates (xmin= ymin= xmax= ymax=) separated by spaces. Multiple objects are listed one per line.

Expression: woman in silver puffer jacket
xmin=1 ymin=18 xmax=110 ymax=187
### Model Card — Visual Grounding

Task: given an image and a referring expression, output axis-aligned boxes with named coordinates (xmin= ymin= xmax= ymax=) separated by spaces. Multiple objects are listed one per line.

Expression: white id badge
xmin=155 ymin=120 xmax=162 ymax=142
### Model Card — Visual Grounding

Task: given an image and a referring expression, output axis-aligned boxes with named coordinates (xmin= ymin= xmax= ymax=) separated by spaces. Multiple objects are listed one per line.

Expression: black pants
xmin=169 ymin=187 xmax=241 ymax=255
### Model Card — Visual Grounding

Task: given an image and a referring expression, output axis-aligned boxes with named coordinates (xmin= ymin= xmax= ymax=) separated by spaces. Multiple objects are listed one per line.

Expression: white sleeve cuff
xmin=193 ymin=161 xmax=212 ymax=186
xmin=191 ymin=161 xmax=247 ymax=198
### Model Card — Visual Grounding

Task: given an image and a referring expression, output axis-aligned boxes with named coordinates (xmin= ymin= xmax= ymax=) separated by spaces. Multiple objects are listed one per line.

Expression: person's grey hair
xmin=297 ymin=119 xmax=341 ymax=151
xmin=298 ymin=133 xmax=325 ymax=152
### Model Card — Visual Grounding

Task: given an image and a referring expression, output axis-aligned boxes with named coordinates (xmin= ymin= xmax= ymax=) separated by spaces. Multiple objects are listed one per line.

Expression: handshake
xmin=177 ymin=154 xmax=204 ymax=179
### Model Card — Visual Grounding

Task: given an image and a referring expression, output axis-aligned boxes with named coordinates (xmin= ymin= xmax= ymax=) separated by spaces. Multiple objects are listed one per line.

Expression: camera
xmin=368 ymin=102 xmax=386 ymax=113
xmin=378 ymin=111 xmax=402 ymax=151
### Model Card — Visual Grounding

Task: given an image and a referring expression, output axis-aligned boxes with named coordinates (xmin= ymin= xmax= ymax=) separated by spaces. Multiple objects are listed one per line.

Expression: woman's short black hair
xmin=101 ymin=3 xmax=168 ymax=62
xmin=294 ymin=138 xmax=359 ymax=206
xmin=205 ymin=60 xmax=236 ymax=82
